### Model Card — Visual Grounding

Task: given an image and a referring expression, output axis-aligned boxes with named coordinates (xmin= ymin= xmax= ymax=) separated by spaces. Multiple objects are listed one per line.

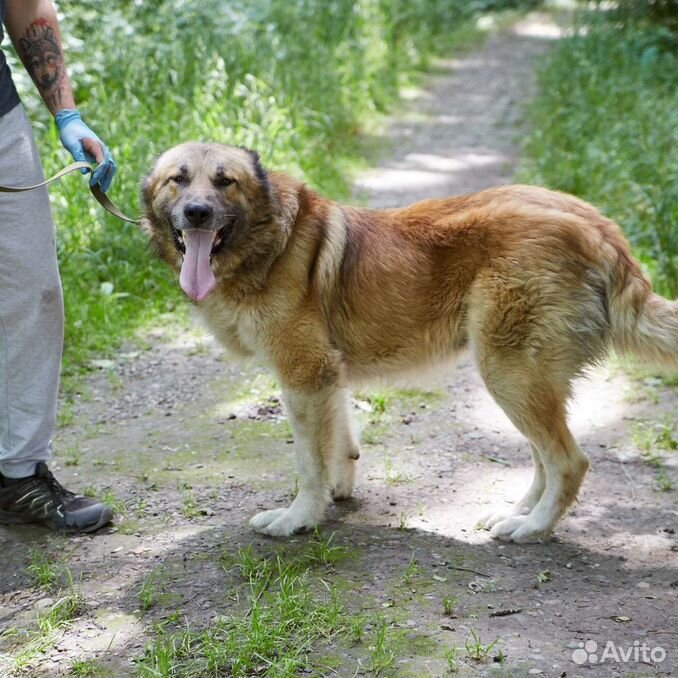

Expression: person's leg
xmin=0 ymin=103 xmax=63 ymax=478
xmin=0 ymin=104 xmax=112 ymax=532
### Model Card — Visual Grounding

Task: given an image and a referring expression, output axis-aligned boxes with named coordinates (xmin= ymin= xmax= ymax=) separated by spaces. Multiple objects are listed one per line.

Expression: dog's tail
xmin=607 ymin=247 xmax=678 ymax=368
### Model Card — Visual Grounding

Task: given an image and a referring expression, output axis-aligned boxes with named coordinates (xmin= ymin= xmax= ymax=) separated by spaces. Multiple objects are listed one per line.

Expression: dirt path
xmin=2 ymin=14 xmax=677 ymax=678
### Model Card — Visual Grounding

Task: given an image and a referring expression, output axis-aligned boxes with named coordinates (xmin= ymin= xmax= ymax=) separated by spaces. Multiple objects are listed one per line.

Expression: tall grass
xmin=520 ymin=10 xmax=678 ymax=297
xmin=8 ymin=0 xmax=482 ymax=378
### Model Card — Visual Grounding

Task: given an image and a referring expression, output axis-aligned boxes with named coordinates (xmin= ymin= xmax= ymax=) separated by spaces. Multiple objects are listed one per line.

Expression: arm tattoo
xmin=18 ymin=19 xmax=65 ymax=111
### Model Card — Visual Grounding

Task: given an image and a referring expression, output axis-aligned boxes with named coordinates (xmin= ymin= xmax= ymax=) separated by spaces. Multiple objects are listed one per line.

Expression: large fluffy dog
xmin=141 ymin=142 xmax=677 ymax=542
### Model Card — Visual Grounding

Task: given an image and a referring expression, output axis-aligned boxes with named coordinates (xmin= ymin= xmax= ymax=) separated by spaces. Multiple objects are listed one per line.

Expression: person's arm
xmin=4 ymin=0 xmax=74 ymax=115
xmin=4 ymin=0 xmax=116 ymax=192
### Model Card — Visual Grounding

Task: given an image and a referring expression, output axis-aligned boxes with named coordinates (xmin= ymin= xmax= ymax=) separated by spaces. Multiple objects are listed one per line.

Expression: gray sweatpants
xmin=0 ymin=103 xmax=63 ymax=478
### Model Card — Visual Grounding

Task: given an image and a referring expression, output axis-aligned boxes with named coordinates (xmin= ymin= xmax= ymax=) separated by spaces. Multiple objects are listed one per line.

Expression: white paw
xmin=331 ymin=460 xmax=356 ymax=501
xmin=509 ymin=520 xmax=552 ymax=544
xmin=249 ymin=508 xmax=289 ymax=532
xmin=250 ymin=490 xmax=328 ymax=537
xmin=249 ymin=507 xmax=315 ymax=537
xmin=489 ymin=515 xmax=528 ymax=541
xmin=478 ymin=504 xmax=530 ymax=530
xmin=331 ymin=482 xmax=354 ymax=501
xmin=490 ymin=514 xmax=551 ymax=543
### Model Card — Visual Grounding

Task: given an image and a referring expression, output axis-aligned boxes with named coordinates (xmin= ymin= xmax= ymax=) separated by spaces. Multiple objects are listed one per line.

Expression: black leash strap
xmin=0 ymin=161 xmax=139 ymax=224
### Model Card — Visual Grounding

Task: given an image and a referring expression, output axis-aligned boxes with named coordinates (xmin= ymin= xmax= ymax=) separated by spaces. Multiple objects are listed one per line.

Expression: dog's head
xmin=141 ymin=142 xmax=293 ymax=301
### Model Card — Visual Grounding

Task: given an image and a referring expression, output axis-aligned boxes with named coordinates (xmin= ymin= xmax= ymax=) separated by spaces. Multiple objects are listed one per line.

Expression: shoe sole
xmin=0 ymin=506 xmax=114 ymax=534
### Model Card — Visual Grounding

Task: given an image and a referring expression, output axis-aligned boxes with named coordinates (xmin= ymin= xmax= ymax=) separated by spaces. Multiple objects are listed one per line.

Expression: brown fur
xmin=141 ymin=142 xmax=678 ymax=541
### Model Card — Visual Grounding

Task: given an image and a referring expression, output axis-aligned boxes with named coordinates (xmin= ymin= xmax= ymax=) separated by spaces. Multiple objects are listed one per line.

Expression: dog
xmin=141 ymin=142 xmax=677 ymax=542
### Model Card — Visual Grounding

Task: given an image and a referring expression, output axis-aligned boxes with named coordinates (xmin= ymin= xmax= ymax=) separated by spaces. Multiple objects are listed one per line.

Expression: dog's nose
xmin=183 ymin=202 xmax=213 ymax=226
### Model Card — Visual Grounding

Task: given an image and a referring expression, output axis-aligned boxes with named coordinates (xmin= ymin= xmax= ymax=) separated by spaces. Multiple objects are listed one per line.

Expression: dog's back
xmin=313 ymin=184 xmax=677 ymax=380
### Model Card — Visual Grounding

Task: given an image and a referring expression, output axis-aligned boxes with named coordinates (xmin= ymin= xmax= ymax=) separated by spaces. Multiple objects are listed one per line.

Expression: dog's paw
xmin=330 ymin=458 xmax=356 ymax=501
xmin=477 ymin=510 xmax=506 ymax=530
xmin=249 ymin=507 xmax=314 ymax=537
xmin=509 ymin=522 xmax=551 ymax=544
xmin=331 ymin=484 xmax=353 ymax=501
xmin=489 ymin=515 xmax=529 ymax=541
xmin=478 ymin=504 xmax=530 ymax=530
xmin=249 ymin=508 xmax=288 ymax=532
xmin=489 ymin=515 xmax=551 ymax=543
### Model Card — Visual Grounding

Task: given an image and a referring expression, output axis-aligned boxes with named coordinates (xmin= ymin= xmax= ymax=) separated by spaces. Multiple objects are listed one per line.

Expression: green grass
xmin=384 ymin=459 xmax=414 ymax=485
xmin=445 ymin=646 xmax=461 ymax=673
xmin=401 ymin=553 xmax=422 ymax=587
xmin=137 ymin=534 xmax=353 ymax=677
xmin=62 ymin=443 xmax=82 ymax=467
xmin=536 ymin=569 xmax=552 ymax=584
xmin=135 ymin=568 xmax=183 ymax=613
xmin=2 ymin=572 xmax=85 ymax=673
xmin=181 ymin=491 xmax=199 ymax=520
xmin=632 ymin=418 xmax=678 ymax=456
xmin=368 ymin=618 xmax=395 ymax=674
xmin=6 ymin=0 xmax=492 ymax=383
xmin=520 ymin=9 xmax=678 ymax=298
xmin=36 ymin=590 xmax=85 ymax=636
xmin=134 ymin=532 xmax=447 ymax=676
xmin=464 ymin=629 xmax=501 ymax=662
xmin=396 ymin=510 xmax=412 ymax=531
xmin=631 ymin=416 xmax=677 ymax=491
xmin=70 ymin=659 xmax=111 ymax=677
xmin=99 ymin=488 xmax=128 ymax=516
xmin=139 ymin=573 xmax=160 ymax=612
xmin=27 ymin=549 xmax=64 ymax=590
xmin=442 ymin=595 xmax=458 ymax=617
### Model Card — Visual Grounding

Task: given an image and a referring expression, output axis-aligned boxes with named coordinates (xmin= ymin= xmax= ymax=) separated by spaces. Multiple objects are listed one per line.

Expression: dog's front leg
xmin=249 ymin=385 xmax=337 ymax=536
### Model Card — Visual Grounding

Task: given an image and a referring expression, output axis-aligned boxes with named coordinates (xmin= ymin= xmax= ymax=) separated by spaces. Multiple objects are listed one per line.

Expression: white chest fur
xmin=197 ymin=291 xmax=291 ymax=362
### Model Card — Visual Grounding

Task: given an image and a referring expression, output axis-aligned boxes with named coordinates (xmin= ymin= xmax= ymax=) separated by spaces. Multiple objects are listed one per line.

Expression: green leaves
xmin=521 ymin=16 xmax=678 ymax=297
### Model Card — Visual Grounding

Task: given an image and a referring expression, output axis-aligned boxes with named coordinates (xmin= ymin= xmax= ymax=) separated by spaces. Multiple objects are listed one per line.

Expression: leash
xmin=0 ymin=161 xmax=139 ymax=224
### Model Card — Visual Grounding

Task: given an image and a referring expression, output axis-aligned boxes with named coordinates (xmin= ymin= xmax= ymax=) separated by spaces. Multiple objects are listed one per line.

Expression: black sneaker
xmin=0 ymin=463 xmax=113 ymax=533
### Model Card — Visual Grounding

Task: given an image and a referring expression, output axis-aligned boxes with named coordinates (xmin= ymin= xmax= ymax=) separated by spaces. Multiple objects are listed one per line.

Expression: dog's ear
xmin=240 ymin=147 xmax=298 ymax=233
xmin=242 ymin=148 xmax=271 ymax=197
xmin=139 ymin=163 xmax=163 ymax=235
xmin=140 ymin=159 xmax=162 ymax=209
xmin=141 ymin=174 xmax=153 ymax=208
xmin=138 ymin=175 xmax=152 ymax=231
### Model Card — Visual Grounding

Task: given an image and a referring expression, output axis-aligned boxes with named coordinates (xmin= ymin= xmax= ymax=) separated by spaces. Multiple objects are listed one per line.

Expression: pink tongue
xmin=179 ymin=229 xmax=217 ymax=301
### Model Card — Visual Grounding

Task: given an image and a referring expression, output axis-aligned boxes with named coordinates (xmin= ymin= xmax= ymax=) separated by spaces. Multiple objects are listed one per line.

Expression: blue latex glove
xmin=54 ymin=109 xmax=116 ymax=193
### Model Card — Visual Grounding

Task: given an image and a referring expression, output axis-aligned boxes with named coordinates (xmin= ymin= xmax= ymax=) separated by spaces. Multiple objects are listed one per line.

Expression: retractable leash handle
xmin=0 ymin=161 xmax=139 ymax=224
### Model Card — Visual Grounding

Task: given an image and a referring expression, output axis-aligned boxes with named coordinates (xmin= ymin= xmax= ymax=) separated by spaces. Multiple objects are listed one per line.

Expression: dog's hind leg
xmin=474 ymin=349 xmax=589 ymax=543
xmin=328 ymin=388 xmax=360 ymax=501
xmin=479 ymin=443 xmax=545 ymax=529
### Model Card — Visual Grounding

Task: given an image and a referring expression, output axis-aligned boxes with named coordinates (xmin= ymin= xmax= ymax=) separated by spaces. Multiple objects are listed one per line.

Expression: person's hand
xmin=54 ymin=109 xmax=116 ymax=193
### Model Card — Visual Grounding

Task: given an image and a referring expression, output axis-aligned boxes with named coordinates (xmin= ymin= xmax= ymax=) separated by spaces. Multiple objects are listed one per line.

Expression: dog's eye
xmin=216 ymin=176 xmax=234 ymax=188
xmin=170 ymin=175 xmax=186 ymax=185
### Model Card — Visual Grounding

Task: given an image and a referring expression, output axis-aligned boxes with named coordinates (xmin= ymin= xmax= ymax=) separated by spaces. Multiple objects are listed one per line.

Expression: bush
xmin=521 ymin=13 xmax=678 ymax=297
xmin=614 ymin=1 xmax=678 ymax=34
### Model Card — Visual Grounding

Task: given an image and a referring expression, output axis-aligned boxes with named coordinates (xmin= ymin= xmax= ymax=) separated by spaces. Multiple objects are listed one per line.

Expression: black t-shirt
xmin=0 ymin=0 xmax=21 ymax=117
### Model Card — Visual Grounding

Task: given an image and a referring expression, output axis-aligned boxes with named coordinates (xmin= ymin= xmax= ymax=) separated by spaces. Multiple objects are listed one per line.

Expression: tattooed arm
xmin=4 ymin=0 xmax=117 ymax=191
xmin=4 ymin=0 xmax=74 ymax=115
